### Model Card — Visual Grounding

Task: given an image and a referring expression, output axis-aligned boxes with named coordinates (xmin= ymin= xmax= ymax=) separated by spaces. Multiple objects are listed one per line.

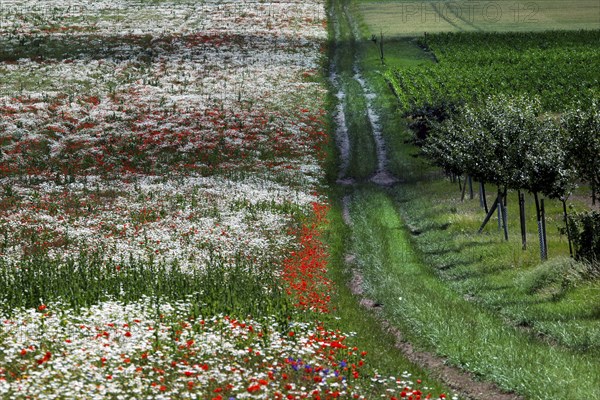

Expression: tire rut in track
xmin=344 ymin=4 xmax=398 ymax=186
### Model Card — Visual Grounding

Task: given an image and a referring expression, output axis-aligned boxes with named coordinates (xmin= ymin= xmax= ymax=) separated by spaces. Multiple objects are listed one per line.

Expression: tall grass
xmin=0 ymin=250 xmax=293 ymax=320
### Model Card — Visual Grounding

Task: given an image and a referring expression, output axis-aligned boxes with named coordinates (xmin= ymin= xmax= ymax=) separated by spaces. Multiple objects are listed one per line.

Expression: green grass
xmin=323 ymin=191 xmax=452 ymax=395
xmin=358 ymin=0 xmax=600 ymax=36
xmin=347 ymin=186 xmax=600 ymax=399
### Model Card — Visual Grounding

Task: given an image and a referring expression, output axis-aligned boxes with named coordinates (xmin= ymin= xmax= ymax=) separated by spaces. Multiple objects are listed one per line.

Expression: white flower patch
xmin=0 ymin=0 xmax=328 ymax=273
xmin=0 ymin=299 xmax=356 ymax=399
xmin=0 ymin=174 xmax=321 ymax=271
xmin=0 ymin=0 xmax=327 ymax=39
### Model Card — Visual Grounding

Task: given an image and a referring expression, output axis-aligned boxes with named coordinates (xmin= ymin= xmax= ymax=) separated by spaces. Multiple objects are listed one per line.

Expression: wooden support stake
xmin=461 ymin=175 xmax=468 ymax=201
xmin=541 ymin=199 xmax=548 ymax=258
xmin=534 ymin=192 xmax=546 ymax=261
xmin=562 ymin=199 xmax=573 ymax=257
xmin=519 ymin=191 xmax=527 ymax=250
xmin=479 ymin=182 xmax=485 ymax=209
xmin=478 ymin=193 xmax=500 ymax=233
xmin=481 ymin=182 xmax=488 ymax=213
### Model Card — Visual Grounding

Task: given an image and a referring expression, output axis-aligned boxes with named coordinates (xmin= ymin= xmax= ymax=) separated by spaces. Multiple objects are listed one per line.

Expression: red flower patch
xmin=282 ymin=202 xmax=332 ymax=313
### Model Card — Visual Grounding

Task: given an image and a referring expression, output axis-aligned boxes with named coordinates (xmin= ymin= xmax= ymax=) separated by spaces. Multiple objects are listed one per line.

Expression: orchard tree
xmin=422 ymin=110 xmax=468 ymax=178
xmin=520 ymin=116 xmax=576 ymax=259
xmin=407 ymin=99 xmax=463 ymax=146
xmin=563 ymin=101 xmax=600 ymax=205
xmin=428 ymin=96 xmax=542 ymax=240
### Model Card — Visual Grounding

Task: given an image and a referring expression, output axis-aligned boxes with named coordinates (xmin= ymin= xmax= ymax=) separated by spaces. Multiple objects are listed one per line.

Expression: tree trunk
xmin=380 ymin=30 xmax=385 ymax=65
xmin=468 ymin=176 xmax=474 ymax=200
xmin=497 ymin=193 xmax=502 ymax=230
xmin=562 ymin=199 xmax=573 ymax=257
xmin=519 ymin=190 xmax=527 ymax=250
xmin=534 ymin=192 xmax=547 ymax=261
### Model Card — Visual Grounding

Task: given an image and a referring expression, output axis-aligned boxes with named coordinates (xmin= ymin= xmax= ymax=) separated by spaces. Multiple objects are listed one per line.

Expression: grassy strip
xmin=346 ymin=15 xmax=436 ymax=183
xmin=330 ymin=0 xmax=378 ymax=180
xmin=324 ymin=186 xmax=453 ymax=396
xmin=348 ymin=187 xmax=600 ymax=399
xmin=320 ymin=1 xmax=453 ymax=395
xmin=344 ymin=79 xmax=377 ymax=180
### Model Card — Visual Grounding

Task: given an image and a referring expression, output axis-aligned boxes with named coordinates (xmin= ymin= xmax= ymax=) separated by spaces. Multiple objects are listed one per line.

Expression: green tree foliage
xmin=563 ymin=101 xmax=600 ymax=204
xmin=567 ymin=211 xmax=600 ymax=265
xmin=406 ymin=99 xmax=462 ymax=146
xmin=425 ymin=95 xmax=577 ymax=257
xmin=426 ymin=96 xmax=542 ymax=189
xmin=522 ymin=117 xmax=574 ymax=200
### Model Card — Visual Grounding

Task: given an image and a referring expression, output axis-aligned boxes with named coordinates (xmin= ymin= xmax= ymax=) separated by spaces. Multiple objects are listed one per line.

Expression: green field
xmin=359 ymin=0 xmax=600 ymax=35
xmin=385 ymin=30 xmax=600 ymax=112
xmin=326 ymin=0 xmax=600 ymax=398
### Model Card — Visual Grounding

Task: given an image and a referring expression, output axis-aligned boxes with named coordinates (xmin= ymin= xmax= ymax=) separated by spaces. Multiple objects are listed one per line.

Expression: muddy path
xmin=345 ymin=6 xmax=398 ymax=186
xmin=351 ymin=64 xmax=398 ymax=186
xmin=329 ymin=67 xmax=354 ymax=185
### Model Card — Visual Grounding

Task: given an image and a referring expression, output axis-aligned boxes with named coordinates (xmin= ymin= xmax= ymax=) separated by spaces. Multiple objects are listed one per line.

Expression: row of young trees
xmin=419 ymin=95 xmax=600 ymax=261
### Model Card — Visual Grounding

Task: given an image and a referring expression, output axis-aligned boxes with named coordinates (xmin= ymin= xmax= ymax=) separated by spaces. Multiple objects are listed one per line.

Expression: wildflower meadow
xmin=0 ymin=1 xmax=453 ymax=399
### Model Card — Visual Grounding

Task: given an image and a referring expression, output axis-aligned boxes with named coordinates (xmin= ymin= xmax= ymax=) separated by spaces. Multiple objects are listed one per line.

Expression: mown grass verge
xmin=347 ymin=186 xmax=600 ymax=399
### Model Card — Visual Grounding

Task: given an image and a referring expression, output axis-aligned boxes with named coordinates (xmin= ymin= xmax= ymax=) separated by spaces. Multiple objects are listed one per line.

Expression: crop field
xmin=385 ymin=30 xmax=600 ymax=112
xmin=358 ymin=0 xmax=600 ymax=36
